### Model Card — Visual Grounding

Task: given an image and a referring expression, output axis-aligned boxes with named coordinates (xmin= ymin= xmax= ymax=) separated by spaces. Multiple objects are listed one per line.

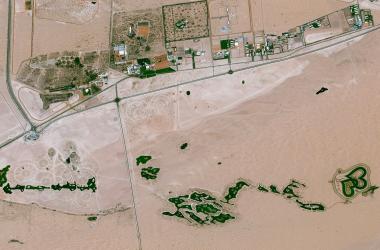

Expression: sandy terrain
xmin=258 ymin=0 xmax=351 ymax=34
xmin=117 ymin=28 xmax=380 ymax=249
xmin=36 ymin=0 xmax=98 ymax=24
xmin=0 ymin=96 xmax=25 ymax=143
xmin=0 ymin=103 xmax=134 ymax=215
xmin=117 ymin=66 xmax=214 ymax=99
xmin=12 ymin=0 xmax=32 ymax=75
xmin=15 ymin=80 xmax=116 ymax=124
xmin=304 ymin=10 xmax=350 ymax=44
xmin=0 ymin=0 xmax=26 ymax=144
xmin=304 ymin=29 xmax=342 ymax=44
xmin=209 ymin=0 xmax=252 ymax=36
xmin=0 ymin=201 xmax=139 ymax=250
xmin=2 ymin=1 xmax=380 ymax=249
xmin=32 ymin=0 xmax=111 ymax=56
xmin=16 ymin=84 xmax=81 ymax=122
xmin=0 ymin=0 xmax=8 ymax=73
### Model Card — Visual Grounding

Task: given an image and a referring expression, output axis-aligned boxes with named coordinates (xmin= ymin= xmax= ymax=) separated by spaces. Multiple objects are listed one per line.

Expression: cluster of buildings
xmin=113 ymin=19 xmax=174 ymax=78
xmin=211 ymin=4 xmax=374 ymax=62
xmin=112 ymin=3 xmax=374 ymax=78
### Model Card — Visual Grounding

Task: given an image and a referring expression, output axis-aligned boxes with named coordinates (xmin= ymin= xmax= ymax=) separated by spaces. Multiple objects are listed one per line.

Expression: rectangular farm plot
xmin=162 ymin=0 xmax=210 ymax=42
xmin=209 ymin=0 xmax=252 ymax=36
xmin=112 ymin=8 xmax=166 ymax=60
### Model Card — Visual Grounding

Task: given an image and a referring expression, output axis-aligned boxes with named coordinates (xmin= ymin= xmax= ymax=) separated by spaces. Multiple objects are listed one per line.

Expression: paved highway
xmin=2 ymin=0 xmax=380 ymax=149
xmin=36 ymin=25 xmax=380 ymax=132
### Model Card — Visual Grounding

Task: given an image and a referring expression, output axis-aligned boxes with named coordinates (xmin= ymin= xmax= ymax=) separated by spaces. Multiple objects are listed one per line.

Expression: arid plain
xmin=1 ymin=0 xmax=380 ymax=249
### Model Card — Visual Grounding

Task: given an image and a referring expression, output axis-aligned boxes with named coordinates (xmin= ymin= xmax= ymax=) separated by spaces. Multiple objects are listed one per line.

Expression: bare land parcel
xmin=35 ymin=0 xmax=98 ymax=24
xmin=256 ymin=0 xmax=351 ymax=35
xmin=32 ymin=0 xmax=111 ymax=56
xmin=209 ymin=0 xmax=252 ymax=36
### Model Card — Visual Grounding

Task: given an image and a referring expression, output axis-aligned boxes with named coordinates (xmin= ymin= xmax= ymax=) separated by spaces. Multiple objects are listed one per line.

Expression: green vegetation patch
xmin=175 ymin=19 xmax=188 ymax=29
xmin=163 ymin=180 xmax=249 ymax=225
xmin=180 ymin=143 xmax=188 ymax=150
xmin=82 ymin=84 xmax=101 ymax=96
xmin=87 ymin=216 xmax=98 ymax=221
xmin=0 ymin=165 xmax=10 ymax=187
xmin=332 ymin=164 xmax=376 ymax=200
xmin=0 ymin=165 xmax=97 ymax=194
xmin=74 ymin=57 xmax=84 ymax=68
xmin=257 ymin=184 xmax=269 ymax=192
xmin=257 ymin=180 xmax=325 ymax=212
xmin=362 ymin=185 xmax=379 ymax=196
xmin=163 ymin=190 xmax=232 ymax=225
xmin=190 ymin=192 xmax=216 ymax=202
xmin=85 ymin=69 xmax=98 ymax=83
xmin=220 ymin=39 xmax=232 ymax=50
xmin=51 ymin=177 xmax=97 ymax=192
xmin=136 ymin=155 xmax=152 ymax=166
xmin=223 ymin=180 xmax=250 ymax=204
xmin=141 ymin=167 xmax=160 ymax=180
xmin=156 ymin=68 xmax=176 ymax=75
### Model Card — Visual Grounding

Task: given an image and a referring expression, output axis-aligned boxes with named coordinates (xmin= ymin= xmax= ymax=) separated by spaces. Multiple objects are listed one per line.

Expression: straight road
xmin=5 ymin=0 xmax=33 ymax=129
xmin=2 ymin=0 xmax=380 ymax=149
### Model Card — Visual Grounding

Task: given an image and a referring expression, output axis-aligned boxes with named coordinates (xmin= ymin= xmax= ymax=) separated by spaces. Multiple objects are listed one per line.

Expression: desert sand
xmin=0 ymin=0 xmax=26 ymax=143
xmin=32 ymin=0 xmax=111 ymax=56
xmin=0 ymin=201 xmax=139 ymax=250
xmin=1 ymin=0 xmax=380 ymax=249
xmin=118 ymin=28 xmax=380 ymax=250
xmin=260 ymin=0 xmax=351 ymax=34
xmin=12 ymin=0 xmax=32 ymax=75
